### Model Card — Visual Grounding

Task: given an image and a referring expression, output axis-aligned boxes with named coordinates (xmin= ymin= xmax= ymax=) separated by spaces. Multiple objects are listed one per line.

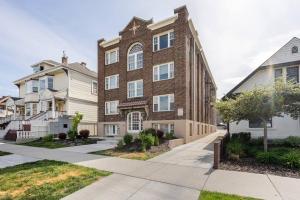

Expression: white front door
xmin=127 ymin=111 xmax=143 ymax=133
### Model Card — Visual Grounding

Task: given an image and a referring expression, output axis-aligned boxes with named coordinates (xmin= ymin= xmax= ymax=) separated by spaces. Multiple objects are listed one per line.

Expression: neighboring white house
xmin=0 ymin=54 xmax=98 ymax=140
xmin=226 ymin=37 xmax=300 ymax=139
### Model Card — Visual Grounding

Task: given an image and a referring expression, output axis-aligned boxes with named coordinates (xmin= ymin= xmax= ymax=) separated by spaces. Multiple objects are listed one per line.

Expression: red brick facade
xmin=97 ymin=6 xmax=216 ymax=139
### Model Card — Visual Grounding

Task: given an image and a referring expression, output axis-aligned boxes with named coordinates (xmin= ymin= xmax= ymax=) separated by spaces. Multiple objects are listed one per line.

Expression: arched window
xmin=127 ymin=111 xmax=143 ymax=133
xmin=292 ymin=46 xmax=298 ymax=54
xmin=127 ymin=43 xmax=143 ymax=71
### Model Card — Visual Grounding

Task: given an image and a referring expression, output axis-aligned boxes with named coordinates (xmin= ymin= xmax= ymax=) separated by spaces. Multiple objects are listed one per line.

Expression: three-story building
xmin=97 ymin=6 xmax=217 ymax=143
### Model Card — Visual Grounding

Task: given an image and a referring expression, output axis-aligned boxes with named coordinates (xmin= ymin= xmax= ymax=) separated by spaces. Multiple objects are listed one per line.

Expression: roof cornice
xmin=13 ymin=66 xmax=63 ymax=85
xmin=147 ymin=14 xmax=178 ymax=30
xmin=99 ymin=37 xmax=122 ymax=48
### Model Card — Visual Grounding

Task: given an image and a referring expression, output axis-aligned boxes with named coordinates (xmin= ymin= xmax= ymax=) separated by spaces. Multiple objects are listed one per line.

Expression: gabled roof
xmin=225 ymin=37 xmax=300 ymax=97
xmin=66 ymin=62 xmax=97 ymax=78
xmin=14 ymin=60 xmax=97 ymax=85
xmin=119 ymin=16 xmax=153 ymax=35
xmin=31 ymin=60 xmax=60 ymax=67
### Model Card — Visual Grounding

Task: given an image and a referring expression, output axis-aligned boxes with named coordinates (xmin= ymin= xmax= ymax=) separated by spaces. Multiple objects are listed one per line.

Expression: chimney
xmin=62 ymin=51 xmax=68 ymax=65
xmin=80 ymin=62 xmax=86 ymax=67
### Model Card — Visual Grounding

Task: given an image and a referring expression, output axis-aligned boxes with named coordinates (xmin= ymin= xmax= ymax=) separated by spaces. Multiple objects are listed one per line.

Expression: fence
xmin=78 ymin=123 xmax=98 ymax=136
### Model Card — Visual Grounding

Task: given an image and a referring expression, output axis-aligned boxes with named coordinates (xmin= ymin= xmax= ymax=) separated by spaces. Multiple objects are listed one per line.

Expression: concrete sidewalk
xmin=1 ymin=132 xmax=300 ymax=200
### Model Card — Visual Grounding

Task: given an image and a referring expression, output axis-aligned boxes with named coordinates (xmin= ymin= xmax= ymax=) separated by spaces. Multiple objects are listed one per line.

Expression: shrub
xmin=42 ymin=134 xmax=53 ymax=142
xmin=144 ymin=128 xmax=156 ymax=135
xmin=58 ymin=133 xmax=67 ymax=140
xmin=154 ymin=135 xmax=159 ymax=146
xmin=79 ymin=129 xmax=90 ymax=139
xmin=123 ymin=134 xmax=133 ymax=145
xmin=231 ymin=132 xmax=251 ymax=143
xmin=284 ymin=136 xmax=300 ymax=147
xmin=226 ymin=140 xmax=244 ymax=159
xmin=256 ymin=151 xmax=280 ymax=165
xmin=249 ymin=137 xmax=264 ymax=146
xmin=244 ymin=145 xmax=261 ymax=157
xmin=116 ymin=139 xmax=124 ymax=150
xmin=139 ymin=133 xmax=155 ymax=150
xmin=281 ymin=151 xmax=300 ymax=169
xmin=156 ymin=130 xmax=164 ymax=138
xmin=165 ymin=131 xmax=175 ymax=140
xmin=67 ymin=129 xmax=76 ymax=141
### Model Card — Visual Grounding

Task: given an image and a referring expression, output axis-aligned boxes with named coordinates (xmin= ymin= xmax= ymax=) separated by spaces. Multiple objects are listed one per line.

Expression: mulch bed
xmin=220 ymin=158 xmax=300 ymax=179
xmin=55 ymin=138 xmax=101 ymax=146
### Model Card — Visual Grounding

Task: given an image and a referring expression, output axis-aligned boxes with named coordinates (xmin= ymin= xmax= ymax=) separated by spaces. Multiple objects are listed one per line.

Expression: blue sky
xmin=0 ymin=0 xmax=300 ymax=98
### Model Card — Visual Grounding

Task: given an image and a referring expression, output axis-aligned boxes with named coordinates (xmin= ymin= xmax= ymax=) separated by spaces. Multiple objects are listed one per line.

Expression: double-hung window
xmin=153 ymin=30 xmax=175 ymax=52
xmin=25 ymin=80 xmax=39 ymax=94
xmin=152 ymin=123 xmax=174 ymax=133
xmin=127 ymin=80 xmax=143 ymax=98
xmin=105 ymin=75 xmax=119 ymax=90
xmin=153 ymin=62 xmax=174 ymax=81
xmin=105 ymin=100 xmax=119 ymax=115
xmin=249 ymin=118 xmax=272 ymax=128
xmin=128 ymin=43 xmax=143 ymax=71
xmin=92 ymin=80 xmax=98 ymax=94
xmin=105 ymin=48 xmax=119 ymax=65
xmin=39 ymin=76 xmax=53 ymax=91
xmin=153 ymin=94 xmax=174 ymax=112
xmin=286 ymin=66 xmax=299 ymax=83
xmin=274 ymin=68 xmax=283 ymax=80
xmin=105 ymin=124 xmax=119 ymax=136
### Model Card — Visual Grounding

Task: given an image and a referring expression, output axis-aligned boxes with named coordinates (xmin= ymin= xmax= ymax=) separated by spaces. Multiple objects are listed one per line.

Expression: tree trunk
xmin=227 ymin=122 xmax=230 ymax=134
xmin=263 ymin=121 xmax=268 ymax=152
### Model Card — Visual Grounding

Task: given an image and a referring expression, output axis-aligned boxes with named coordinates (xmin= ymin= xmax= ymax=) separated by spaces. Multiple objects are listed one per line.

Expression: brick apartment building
xmin=97 ymin=6 xmax=217 ymax=143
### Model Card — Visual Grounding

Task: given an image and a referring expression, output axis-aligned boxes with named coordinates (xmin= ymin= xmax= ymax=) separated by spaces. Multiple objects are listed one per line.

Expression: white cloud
xmin=0 ymin=1 xmax=94 ymax=70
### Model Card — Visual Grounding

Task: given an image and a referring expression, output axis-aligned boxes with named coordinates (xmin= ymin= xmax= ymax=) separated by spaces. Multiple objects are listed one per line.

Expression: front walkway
xmin=0 ymin=154 xmax=41 ymax=168
xmin=1 ymin=131 xmax=299 ymax=200
xmin=57 ymin=137 xmax=118 ymax=153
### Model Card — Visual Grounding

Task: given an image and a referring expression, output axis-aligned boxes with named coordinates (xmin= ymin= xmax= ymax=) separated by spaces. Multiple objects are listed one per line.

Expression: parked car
xmin=217 ymin=122 xmax=227 ymax=129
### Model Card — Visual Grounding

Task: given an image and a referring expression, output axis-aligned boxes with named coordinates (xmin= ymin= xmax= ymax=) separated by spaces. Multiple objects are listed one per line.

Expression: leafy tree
xmin=67 ymin=112 xmax=83 ymax=140
xmin=217 ymin=80 xmax=300 ymax=152
xmin=215 ymin=98 xmax=236 ymax=133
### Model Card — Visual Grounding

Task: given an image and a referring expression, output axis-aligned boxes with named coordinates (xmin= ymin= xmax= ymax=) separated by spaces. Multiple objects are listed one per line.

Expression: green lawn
xmin=91 ymin=149 xmax=167 ymax=161
xmin=20 ymin=140 xmax=68 ymax=149
xmin=0 ymin=151 xmax=11 ymax=156
xmin=200 ymin=191 xmax=260 ymax=200
xmin=0 ymin=160 xmax=111 ymax=200
xmin=20 ymin=138 xmax=99 ymax=149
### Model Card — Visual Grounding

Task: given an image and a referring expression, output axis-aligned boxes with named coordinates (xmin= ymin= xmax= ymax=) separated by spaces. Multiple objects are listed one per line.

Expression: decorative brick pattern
xmin=97 ymin=6 xmax=216 ymax=136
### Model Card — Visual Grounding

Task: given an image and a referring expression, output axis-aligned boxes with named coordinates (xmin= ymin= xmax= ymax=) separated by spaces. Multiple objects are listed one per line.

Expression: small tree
xmin=217 ymin=80 xmax=299 ymax=152
xmin=215 ymin=98 xmax=236 ymax=133
xmin=68 ymin=112 xmax=83 ymax=140
xmin=233 ymin=88 xmax=283 ymax=152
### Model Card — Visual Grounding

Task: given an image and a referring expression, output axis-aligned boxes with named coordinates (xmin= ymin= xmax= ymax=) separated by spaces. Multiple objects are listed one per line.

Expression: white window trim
xmin=153 ymin=123 xmax=174 ymax=133
xmin=153 ymin=62 xmax=174 ymax=82
xmin=153 ymin=29 xmax=174 ymax=52
xmin=153 ymin=94 xmax=174 ymax=112
xmin=127 ymin=111 xmax=143 ymax=133
xmin=38 ymin=76 xmax=53 ymax=92
xmin=286 ymin=65 xmax=299 ymax=83
xmin=91 ymin=80 xmax=98 ymax=95
xmin=127 ymin=43 xmax=143 ymax=71
xmin=105 ymin=100 xmax=119 ymax=115
xmin=105 ymin=47 xmax=119 ymax=65
xmin=105 ymin=74 xmax=119 ymax=90
xmin=127 ymin=79 xmax=143 ymax=98
xmin=105 ymin=124 xmax=119 ymax=136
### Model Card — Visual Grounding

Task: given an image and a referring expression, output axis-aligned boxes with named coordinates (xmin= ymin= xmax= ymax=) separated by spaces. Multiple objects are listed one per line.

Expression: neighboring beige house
xmin=0 ymin=54 xmax=98 ymax=140
xmin=226 ymin=37 xmax=300 ymax=138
